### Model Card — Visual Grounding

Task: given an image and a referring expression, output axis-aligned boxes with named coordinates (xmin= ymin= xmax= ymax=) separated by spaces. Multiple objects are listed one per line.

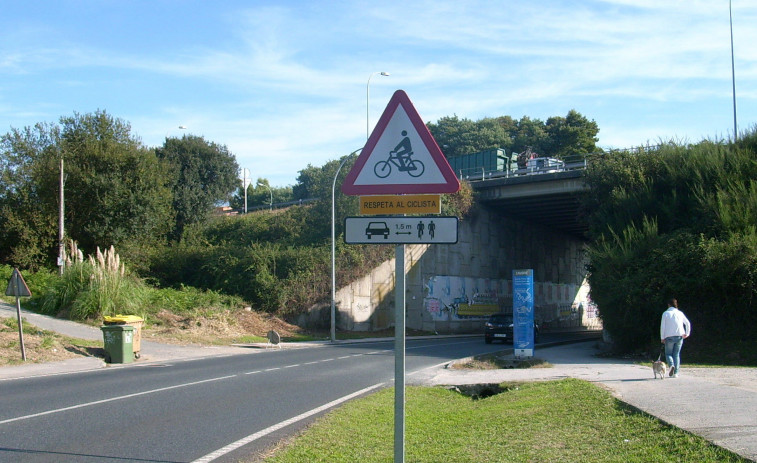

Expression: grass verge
xmin=262 ymin=379 xmax=747 ymax=463
xmin=1 ymin=318 xmax=102 ymax=366
xmin=453 ymin=351 xmax=551 ymax=370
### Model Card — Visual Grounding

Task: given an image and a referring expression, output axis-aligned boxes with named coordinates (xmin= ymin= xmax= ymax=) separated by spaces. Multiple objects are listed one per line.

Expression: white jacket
xmin=660 ymin=307 xmax=692 ymax=340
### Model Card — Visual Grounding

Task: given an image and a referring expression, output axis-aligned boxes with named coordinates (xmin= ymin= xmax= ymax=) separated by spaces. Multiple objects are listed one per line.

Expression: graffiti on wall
xmin=424 ymin=276 xmax=508 ymax=321
xmin=424 ymin=275 xmax=593 ymax=324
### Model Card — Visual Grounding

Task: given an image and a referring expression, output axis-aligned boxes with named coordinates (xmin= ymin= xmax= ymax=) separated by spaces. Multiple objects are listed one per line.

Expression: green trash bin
xmin=101 ymin=324 xmax=135 ymax=364
xmin=104 ymin=315 xmax=143 ymax=359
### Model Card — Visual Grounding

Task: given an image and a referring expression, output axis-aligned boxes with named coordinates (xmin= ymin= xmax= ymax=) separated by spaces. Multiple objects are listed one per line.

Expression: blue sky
xmin=1 ymin=1 xmax=755 ymax=187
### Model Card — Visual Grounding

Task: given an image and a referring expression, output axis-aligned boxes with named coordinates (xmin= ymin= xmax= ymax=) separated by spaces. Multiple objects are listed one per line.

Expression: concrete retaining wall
xmin=328 ymin=205 xmax=597 ymax=333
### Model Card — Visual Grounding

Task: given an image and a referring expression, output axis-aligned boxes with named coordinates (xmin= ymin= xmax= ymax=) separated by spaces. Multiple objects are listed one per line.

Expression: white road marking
xmin=0 ymin=375 xmax=237 ymax=425
xmin=191 ymin=383 xmax=385 ymax=463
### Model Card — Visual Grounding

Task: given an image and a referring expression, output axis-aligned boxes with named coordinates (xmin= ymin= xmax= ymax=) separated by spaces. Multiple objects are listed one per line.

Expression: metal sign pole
xmin=6 ymin=268 xmax=31 ymax=361
xmin=339 ymin=90 xmax=460 ymax=463
xmin=394 ymin=243 xmax=405 ymax=463
xmin=15 ymin=295 xmax=26 ymax=361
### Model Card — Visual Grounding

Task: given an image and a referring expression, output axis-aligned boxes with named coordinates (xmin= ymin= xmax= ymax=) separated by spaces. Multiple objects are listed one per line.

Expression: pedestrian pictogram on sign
xmin=342 ymin=90 xmax=460 ymax=196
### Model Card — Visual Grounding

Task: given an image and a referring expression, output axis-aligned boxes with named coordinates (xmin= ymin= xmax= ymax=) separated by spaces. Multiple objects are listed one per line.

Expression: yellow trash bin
xmin=103 ymin=315 xmax=144 ymax=359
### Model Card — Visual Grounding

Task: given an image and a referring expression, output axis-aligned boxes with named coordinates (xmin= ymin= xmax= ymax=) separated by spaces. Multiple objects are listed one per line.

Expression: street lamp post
xmin=331 ymin=148 xmax=361 ymax=342
xmin=257 ymin=181 xmax=272 ymax=210
xmin=240 ymin=168 xmax=250 ymax=213
xmin=367 ymin=72 xmax=390 ymax=139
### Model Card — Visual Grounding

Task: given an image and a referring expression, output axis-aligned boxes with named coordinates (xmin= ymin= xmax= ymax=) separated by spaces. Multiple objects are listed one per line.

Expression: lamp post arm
xmin=256 ymin=182 xmax=273 ymax=210
xmin=367 ymin=71 xmax=389 ymax=140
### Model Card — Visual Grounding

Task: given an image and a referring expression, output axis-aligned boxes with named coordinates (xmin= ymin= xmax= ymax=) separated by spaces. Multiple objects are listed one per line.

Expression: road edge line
xmin=192 ymin=382 xmax=386 ymax=463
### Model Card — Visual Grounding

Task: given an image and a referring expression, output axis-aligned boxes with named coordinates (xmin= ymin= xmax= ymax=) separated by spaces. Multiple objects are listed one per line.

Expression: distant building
xmin=214 ymin=206 xmax=238 ymax=216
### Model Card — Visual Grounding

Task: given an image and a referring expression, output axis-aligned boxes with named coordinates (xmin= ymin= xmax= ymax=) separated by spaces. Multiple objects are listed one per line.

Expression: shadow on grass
xmin=65 ymin=345 xmax=105 ymax=359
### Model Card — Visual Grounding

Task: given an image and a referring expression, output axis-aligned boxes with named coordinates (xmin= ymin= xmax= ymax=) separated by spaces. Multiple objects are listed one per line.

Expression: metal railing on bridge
xmin=456 ymin=145 xmax=662 ymax=183
xmin=217 ymin=197 xmax=318 ymax=215
xmin=457 ymin=154 xmax=588 ymax=182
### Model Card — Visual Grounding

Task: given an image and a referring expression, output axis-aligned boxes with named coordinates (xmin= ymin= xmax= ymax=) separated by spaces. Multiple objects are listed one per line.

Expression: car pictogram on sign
xmin=365 ymin=221 xmax=390 ymax=239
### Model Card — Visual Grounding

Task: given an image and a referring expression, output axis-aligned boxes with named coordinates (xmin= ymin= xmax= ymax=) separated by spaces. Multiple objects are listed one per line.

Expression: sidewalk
xmin=412 ymin=341 xmax=757 ymax=462
xmin=0 ymin=302 xmax=251 ymax=379
xmin=3 ymin=302 xmax=756 ymax=461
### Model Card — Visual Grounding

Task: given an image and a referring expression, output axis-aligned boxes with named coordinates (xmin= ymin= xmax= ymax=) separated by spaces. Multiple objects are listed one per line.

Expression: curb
xmin=447 ymin=334 xmax=602 ymax=369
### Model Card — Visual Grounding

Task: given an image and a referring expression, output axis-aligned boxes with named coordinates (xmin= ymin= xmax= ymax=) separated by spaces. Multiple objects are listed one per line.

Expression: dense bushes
xmin=584 ymin=130 xmax=757 ymax=358
xmin=144 ymin=176 xmax=474 ymax=319
xmin=147 ymin=212 xmax=393 ymax=317
xmin=2 ymin=246 xmax=244 ymax=323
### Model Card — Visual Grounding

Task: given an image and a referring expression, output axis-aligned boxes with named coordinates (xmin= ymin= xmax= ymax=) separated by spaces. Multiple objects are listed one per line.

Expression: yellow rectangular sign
xmin=360 ymin=194 xmax=441 ymax=215
xmin=457 ymin=303 xmax=500 ymax=317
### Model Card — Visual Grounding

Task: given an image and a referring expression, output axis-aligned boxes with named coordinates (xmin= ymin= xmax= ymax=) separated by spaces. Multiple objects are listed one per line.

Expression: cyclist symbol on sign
xmin=374 ymin=130 xmax=425 ymax=179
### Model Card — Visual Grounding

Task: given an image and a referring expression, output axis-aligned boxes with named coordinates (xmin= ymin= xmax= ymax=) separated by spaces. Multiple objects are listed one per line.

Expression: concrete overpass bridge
xmin=469 ymin=167 xmax=589 ymax=239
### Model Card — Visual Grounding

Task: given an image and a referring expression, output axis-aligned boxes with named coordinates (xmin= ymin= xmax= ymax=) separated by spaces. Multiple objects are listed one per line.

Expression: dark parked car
xmin=484 ymin=313 xmax=539 ymax=344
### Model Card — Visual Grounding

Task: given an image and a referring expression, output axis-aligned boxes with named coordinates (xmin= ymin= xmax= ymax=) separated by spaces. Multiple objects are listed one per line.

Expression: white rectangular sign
xmin=344 ymin=216 xmax=458 ymax=244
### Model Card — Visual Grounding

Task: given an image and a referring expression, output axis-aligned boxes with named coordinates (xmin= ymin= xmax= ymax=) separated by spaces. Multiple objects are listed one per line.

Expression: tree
xmin=427 ymin=115 xmax=511 ymax=158
xmin=428 ymin=110 xmax=599 ymax=161
xmin=1 ymin=111 xmax=177 ymax=269
xmin=60 ymin=110 xmax=174 ymax=252
xmin=156 ymin=135 xmax=239 ymax=240
xmin=544 ymin=110 xmax=599 ymax=158
xmin=509 ymin=116 xmax=549 ymax=155
xmin=0 ymin=123 xmax=61 ymax=269
xmin=293 ymin=163 xmax=328 ymax=200
xmin=296 ymin=155 xmax=360 ymax=243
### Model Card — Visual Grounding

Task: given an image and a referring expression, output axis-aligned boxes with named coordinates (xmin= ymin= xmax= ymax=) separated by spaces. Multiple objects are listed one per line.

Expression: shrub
xmin=584 ymin=131 xmax=757 ymax=355
xmin=146 ymin=285 xmax=244 ymax=316
xmin=41 ymin=245 xmax=147 ymax=320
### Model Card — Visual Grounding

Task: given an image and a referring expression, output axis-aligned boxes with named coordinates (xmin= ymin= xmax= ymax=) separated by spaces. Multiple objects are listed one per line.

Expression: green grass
xmin=454 ymin=352 xmax=552 ymax=370
xmin=263 ymin=379 xmax=747 ymax=463
xmin=145 ymin=285 xmax=244 ymax=316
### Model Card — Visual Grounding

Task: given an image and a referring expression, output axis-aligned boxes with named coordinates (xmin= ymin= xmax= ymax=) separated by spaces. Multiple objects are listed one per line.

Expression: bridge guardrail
xmin=457 ymin=154 xmax=588 ymax=182
xmin=457 ymin=145 xmax=662 ymax=183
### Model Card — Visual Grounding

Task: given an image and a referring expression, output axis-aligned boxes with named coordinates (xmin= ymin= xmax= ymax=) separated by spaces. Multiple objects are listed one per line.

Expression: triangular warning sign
xmin=342 ymin=90 xmax=460 ymax=196
xmin=5 ymin=268 xmax=32 ymax=297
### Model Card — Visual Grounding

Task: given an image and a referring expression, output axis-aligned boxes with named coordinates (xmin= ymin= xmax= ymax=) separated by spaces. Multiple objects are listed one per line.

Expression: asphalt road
xmin=0 ymin=336 xmax=512 ymax=463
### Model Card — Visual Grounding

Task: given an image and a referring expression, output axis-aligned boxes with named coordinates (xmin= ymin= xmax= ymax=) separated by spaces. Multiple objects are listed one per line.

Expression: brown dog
xmin=652 ymin=360 xmax=668 ymax=379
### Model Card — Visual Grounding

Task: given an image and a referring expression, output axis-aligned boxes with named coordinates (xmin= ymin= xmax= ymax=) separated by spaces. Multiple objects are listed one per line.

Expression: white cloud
xmin=1 ymin=0 xmax=755 ymax=186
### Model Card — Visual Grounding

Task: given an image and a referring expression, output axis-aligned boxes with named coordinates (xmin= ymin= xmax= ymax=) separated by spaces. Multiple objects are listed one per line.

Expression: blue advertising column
xmin=512 ymin=269 xmax=534 ymax=357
